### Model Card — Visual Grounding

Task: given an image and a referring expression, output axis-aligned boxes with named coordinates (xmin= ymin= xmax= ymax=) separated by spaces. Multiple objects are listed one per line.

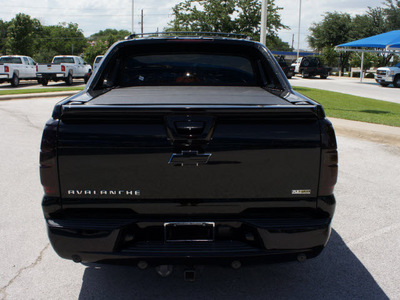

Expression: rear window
xmin=95 ymin=56 xmax=103 ymax=63
xmin=53 ymin=57 xmax=75 ymax=64
xmin=93 ymin=41 xmax=286 ymax=91
xmin=0 ymin=57 xmax=22 ymax=64
xmin=117 ymin=53 xmax=256 ymax=87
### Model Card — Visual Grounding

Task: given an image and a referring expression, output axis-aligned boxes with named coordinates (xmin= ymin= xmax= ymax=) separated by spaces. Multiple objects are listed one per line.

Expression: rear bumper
xmin=0 ymin=73 xmax=10 ymax=81
xmin=301 ymin=69 xmax=329 ymax=76
xmin=37 ymin=73 xmax=66 ymax=80
xmin=45 ymin=213 xmax=333 ymax=265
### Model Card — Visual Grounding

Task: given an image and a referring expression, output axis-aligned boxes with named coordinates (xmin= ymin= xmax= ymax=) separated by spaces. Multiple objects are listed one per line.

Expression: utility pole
xmin=141 ymin=9 xmax=144 ymax=34
xmin=132 ymin=0 xmax=135 ymax=34
xmin=291 ymin=34 xmax=294 ymax=51
xmin=297 ymin=0 xmax=302 ymax=59
xmin=260 ymin=0 xmax=268 ymax=45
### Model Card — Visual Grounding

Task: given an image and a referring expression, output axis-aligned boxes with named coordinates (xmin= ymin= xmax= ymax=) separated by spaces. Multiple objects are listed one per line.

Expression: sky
xmin=0 ymin=0 xmax=385 ymax=50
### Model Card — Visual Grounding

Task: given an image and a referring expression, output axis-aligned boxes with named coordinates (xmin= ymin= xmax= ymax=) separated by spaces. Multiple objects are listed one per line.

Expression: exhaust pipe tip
xmin=72 ymin=255 xmax=82 ymax=263
xmin=137 ymin=260 xmax=148 ymax=270
xmin=297 ymin=253 xmax=307 ymax=263
xmin=231 ymin=260 xmax=242 ymax=270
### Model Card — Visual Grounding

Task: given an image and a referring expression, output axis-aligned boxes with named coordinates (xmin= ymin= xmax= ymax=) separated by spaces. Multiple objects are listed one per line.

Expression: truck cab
xmin=0 ymin=55 xmax=37 ymax=87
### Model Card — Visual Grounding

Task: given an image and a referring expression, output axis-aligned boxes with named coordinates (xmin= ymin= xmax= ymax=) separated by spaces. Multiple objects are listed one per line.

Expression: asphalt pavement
xmin=0 ymin=96 xmax=399 ymax=299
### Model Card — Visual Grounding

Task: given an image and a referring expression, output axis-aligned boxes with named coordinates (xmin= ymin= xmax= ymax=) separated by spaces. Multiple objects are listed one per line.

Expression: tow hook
xmin=156 ymin=265 xmax=173 ymax=277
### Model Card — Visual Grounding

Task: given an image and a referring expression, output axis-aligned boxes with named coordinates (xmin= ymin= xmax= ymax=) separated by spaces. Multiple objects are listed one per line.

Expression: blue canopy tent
xmin=335 ymin=30 xmax=400 ymax=82
xmin=337 ymin=30 xmax=400 ymax=49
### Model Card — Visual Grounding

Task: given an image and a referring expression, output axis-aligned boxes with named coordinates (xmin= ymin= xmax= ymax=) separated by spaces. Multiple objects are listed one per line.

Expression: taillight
xmin=4 ymin=66 xmax=9 ymax=72
xmin=36 ymin=65 xmax=38 ymax=72
xmin=318 ymin=119 xmax=338 ymax=196
xmin=40 ymin=119 xmax=60 ymax=197
xmin=61 ymin=65 xmax=65 ymax=72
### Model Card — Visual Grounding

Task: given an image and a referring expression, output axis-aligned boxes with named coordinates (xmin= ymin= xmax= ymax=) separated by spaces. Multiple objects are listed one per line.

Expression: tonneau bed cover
xmin=88 ymin=86 xmax=291 ymax=106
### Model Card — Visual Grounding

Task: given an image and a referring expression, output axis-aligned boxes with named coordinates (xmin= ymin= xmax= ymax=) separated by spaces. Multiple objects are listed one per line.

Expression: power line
xmin=0 ymin=12 xmax=173 ymax=17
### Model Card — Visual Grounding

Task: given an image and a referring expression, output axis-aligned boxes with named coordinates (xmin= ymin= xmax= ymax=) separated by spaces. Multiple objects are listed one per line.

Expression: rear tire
xmin=320 ymin=74 xmax=327 ymax=79
xmin=11 ymin=74 xmax=19 ymax=87
xmin=393 ymin=75 xmax=400 ymax=88
xmin=41 ymin=78 xmax=49 ymax=86
xmin=379 ymin=83 xmax=389 ymax=87
xmin=65 ymin=73 xmax=73 ymax=86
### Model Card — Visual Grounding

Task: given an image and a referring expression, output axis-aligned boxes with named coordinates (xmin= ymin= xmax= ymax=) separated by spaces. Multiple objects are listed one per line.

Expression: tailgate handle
xmin=165 ymin=115 xmax=215 ymax=142
xmin=175 ymin=121 xmax=204 ymax=135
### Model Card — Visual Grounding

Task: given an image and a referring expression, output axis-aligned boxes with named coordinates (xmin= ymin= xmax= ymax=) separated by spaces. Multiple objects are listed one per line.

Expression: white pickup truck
xmin=0 ymin=55 xmax=37 ymax=87
xmin=375 ymin=63 xmax=400 ymax=87
xmin=93 ymin=55 xmax=104 ymax=71
xmin=36 ymin=55 xmax=92 ymax=86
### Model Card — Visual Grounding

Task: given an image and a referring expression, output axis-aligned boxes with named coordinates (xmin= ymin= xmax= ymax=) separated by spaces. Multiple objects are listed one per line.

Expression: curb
xmin=0 ymin=91 xmax=79 ymax=101
xmin=330 ymin=117 xmax=400 ymax=148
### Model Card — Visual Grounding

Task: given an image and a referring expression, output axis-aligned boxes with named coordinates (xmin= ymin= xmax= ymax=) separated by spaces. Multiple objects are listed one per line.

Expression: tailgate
xmin=57 ymin=105 xmax=322 ymax=201
xmin=37 ymin=64 xmax=61 ymax=73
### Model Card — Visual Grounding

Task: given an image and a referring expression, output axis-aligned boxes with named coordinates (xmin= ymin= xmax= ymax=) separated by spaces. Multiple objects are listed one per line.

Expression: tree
xmin=383 ymin=0 xmax=400 ymax=31
xmin=308 ymin=12 xmax=353 ymax=71
xmin=349 ymin=52 xmax=381 ymax=75
xmin=34 ymin=23 xmax=87 ymax=62
xmin=319 ymin=46 xmax=339 ymax=67
xmin=308 ymin=4 xmax=400 ymax=71
xmin=0 ymin=20 xmax=8 ymax=54
xmin=166 ymin=0 xmax=290 ymax=50
xmin=82 ymin=29 xmax=131 ymax=65
xmin=5 ymin=13 xmax=41 ymax=57
xmin=83 ymin=40 xmax=109 ymax=65
xmin=89 ymin=29 xmax=131 ymax=46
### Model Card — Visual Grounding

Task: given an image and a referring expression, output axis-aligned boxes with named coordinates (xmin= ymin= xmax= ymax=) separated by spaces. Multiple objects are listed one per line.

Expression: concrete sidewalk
xmin=330 ymin=117 xmax=400 ymax=148
xmin=1 ymin=91 xmax=400 ymax=148
xmin=0 ymin=91 xmax=78 ymax=101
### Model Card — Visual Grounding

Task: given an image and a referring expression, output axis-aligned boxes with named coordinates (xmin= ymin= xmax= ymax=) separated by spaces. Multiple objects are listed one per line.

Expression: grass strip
xmin=0 ymin=87 xmax=84 ymax=95
xmin=293 ymin=86 xmax=400 ymax=127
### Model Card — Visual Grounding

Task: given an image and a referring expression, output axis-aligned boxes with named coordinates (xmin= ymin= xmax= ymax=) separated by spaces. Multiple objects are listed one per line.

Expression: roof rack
xmin=125 ymin=31 xmax=252 ymax=40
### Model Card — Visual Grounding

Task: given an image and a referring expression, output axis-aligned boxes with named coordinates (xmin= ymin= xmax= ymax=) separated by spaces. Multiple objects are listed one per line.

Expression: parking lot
xmin=0 ymin=95 xmax=399 ymax=299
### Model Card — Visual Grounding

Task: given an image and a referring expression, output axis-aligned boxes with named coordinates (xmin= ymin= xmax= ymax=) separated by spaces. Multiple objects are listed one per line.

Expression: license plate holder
xmin=164 ymin=222 xmax=215 ymax=242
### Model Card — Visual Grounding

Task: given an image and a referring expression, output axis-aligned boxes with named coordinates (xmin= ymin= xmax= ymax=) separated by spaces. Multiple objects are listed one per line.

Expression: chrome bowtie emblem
xmin=169 ymin=151 xmax=212 ymax=166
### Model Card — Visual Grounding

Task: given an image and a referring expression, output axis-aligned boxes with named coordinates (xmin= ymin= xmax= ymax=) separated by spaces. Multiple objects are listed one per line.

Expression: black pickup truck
xmin=40 ymin=34 xmax=338 ymax=271
xmin=292 ymin=57 xmax=331 ymax=79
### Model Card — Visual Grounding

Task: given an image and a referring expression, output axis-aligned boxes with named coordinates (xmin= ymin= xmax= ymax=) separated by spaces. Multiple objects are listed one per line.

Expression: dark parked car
xmin=275 ymin=55 xmax=295 ymax=79
xmin=40 ymin=33 xmax=337 ymax=278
